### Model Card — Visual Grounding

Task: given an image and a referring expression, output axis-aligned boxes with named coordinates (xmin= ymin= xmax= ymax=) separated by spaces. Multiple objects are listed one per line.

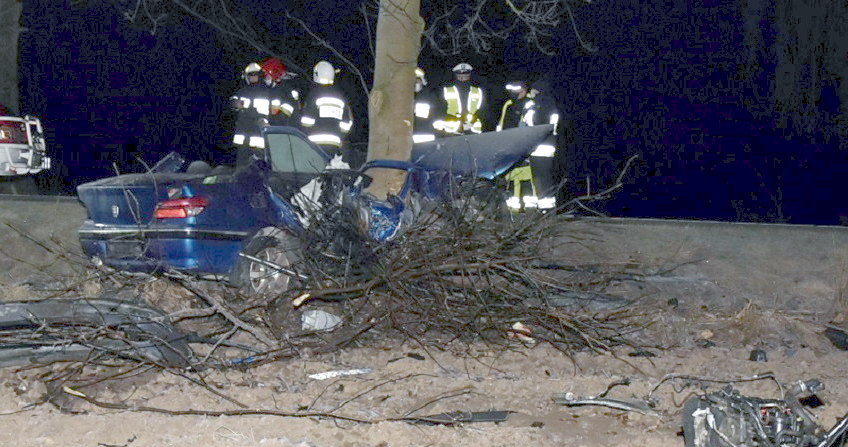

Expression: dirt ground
xmin=2 ymin=200 xmax=848 ymax=446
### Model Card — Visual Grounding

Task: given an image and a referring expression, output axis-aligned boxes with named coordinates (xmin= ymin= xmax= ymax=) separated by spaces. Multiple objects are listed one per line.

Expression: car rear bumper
xmin=79 ymin=222 xmax=250 ymax=275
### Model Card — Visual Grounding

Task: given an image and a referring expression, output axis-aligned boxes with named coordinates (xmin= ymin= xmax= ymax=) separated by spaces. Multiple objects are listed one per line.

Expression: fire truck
xmin=0 ymin=114 xmax=50 ymax=177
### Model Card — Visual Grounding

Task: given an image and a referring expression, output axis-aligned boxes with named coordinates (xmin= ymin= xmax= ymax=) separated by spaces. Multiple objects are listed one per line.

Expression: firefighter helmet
xmin=313 ymin=61 xmax=335 ymax=85
xmin=242 ymin=62 xmax=262 ymax=83
xmin=261 ymin=57 xmax=287 ymax=83
xmin=244 ymin=62 xmax=262 ymax=76
xmin=415 ymin=67 xmax=427 ymax=86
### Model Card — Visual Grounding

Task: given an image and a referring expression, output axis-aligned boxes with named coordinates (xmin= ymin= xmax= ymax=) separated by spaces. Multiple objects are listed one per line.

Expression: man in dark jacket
xmin=230 ymin=62 xmax=271 ymax=165
xmin=527 ymin=79 xmax=561 ymax=210
xmin=497 ymin=80 xmax=535 ymax=131
xmin=413 ymin=67 xmax=439 ymax=144
xmin=261 ymin=57 xmax=301 ymax=127
xmin=497 ymin=80 xmax=539 ymax=211
xmin=434 ymin=63 xmax=485 ymax=136
xmin=299 ymin=60 xmax=355 ymax=165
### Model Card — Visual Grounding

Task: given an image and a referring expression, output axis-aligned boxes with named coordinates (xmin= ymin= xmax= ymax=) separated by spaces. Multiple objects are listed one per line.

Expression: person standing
xmin=497 ymin=79 xmax=539 ymax=211
xmin=260 ymin=57 xmax=300 ymax=127
xmin=299 ymin=61 xmax=356 ymax=164
xmin=434 ymin=62 xmax=484 ymax=136
xmin=527 ymin=79 xmax=561 ymax=210
xmin=496 ymin=80 xmax=535 ymax=131
xmin=231 ymin=62 xmax=272 ymax=165
xmin=412 ymin=67 xmax=439 ymax=143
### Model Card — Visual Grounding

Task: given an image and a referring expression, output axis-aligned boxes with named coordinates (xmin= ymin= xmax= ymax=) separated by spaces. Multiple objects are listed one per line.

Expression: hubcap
xmin=248 ymin=246 xmax=291 ymax=294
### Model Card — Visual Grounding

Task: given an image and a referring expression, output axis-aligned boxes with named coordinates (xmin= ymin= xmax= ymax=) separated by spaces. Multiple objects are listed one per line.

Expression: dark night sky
xmin=17 ymin=0 xmax=848 ymax=224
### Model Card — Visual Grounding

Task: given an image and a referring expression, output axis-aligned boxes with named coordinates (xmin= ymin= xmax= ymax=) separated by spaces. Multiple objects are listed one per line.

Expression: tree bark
xmin=0 ymin=0 xmax=22 ymax=114
xmin=364 ymin=0 xmax=424 ymax=200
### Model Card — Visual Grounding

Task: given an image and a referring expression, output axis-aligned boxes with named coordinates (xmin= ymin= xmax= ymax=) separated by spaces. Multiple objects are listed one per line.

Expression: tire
xmin=232 ymin=230 xmax=301 ymax=297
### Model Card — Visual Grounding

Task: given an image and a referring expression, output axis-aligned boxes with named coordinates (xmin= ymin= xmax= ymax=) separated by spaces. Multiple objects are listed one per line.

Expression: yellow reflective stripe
xmin=497 ymin=99 xmax=513 ymax=131
xmin=316 ymin=97 xmax=345 ymax=108
xmin=523 ymin=196 xmax=539 ymax=207
xmin=253 ymin=98 xmax=270 ymax=115
xmin=413 ymin=134 xmax=435 ymax=143
xmin=233 ymin=134 xmax=245 ymax=145
xmin=506 ymin=196 xmax=521 ymax=210
xmin=538 ymin=197 xmax=556 ymax=209
xmin=339 ymin=120 xmax=353 ymax=132
xmin=308 ymin=134 xmax=341 ymax=146
xmin=414 ymin=102 xmax=431 ymax=118
xmin=248 ymin=136 xmax=265 ymax=148
xmin=443 ymin=86 xmax=461 ymax=116
xmin=301 ymin=116 xmax=316 ymax=126
xmin=282 ymin=103 xmax=295 ymax=115
xmin=467 ymin=86 xmax=483 ymax=113
xmin=438 ymin=119 xmax=462 ymax=133
xmin=531 ymin=144 xmax=555 ymax=157
xmin=522 ymin=109 xmax=536 ymax=127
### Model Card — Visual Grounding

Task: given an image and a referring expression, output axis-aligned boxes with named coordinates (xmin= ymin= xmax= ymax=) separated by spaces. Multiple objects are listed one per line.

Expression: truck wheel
xmin=232 ymin=231 xmax=301 ymax=297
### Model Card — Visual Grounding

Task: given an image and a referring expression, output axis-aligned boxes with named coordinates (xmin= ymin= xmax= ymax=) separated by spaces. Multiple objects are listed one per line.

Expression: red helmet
xmin=261 ymin=57 xmax=287 ymax=83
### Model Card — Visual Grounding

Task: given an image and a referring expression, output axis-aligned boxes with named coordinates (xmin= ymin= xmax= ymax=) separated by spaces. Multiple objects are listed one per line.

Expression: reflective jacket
xmin=268 ymin=80 xmax=301 ymax=126
xmin=298 ymin=84 xmax=354 ymax=148
xmin=528 ymin=93 xmax=560 ymax=158
xmin=231 ymin=83 xmax=272 ymax=149
xmin=497 ymin=96 xmax=536 ymax=131
xmin=413 ymin=87 xmax=440 ymax=143
xmin=435 ymin=82 xmax=483 ymax=134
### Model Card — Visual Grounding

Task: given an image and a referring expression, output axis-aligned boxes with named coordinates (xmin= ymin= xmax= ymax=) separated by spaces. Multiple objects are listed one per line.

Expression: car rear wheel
xmin=233 ymin=230 xmax=301 ymax=297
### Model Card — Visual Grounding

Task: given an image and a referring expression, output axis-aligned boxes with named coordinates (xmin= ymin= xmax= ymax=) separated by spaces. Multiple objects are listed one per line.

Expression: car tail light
xmin=154 ymin=196 xmax=209 ymax=219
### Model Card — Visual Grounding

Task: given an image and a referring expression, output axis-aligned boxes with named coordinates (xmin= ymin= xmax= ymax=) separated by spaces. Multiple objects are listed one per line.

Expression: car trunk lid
xmin=77 ymin=173 xmax=206 ymax=225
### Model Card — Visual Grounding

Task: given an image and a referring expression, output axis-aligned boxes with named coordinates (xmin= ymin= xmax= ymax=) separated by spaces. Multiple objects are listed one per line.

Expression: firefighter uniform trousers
xmin=530 ymin=132 xmax=557 ymax=210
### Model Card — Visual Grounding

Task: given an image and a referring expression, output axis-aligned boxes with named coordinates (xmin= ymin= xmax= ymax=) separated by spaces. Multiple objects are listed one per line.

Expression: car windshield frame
xmin=266 ymin=133 xmax=327 ymax=175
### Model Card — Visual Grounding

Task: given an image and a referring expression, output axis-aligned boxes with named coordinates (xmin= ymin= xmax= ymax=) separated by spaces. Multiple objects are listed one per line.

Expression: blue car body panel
xmin=77 ymin=125 xmax=553 ymax=278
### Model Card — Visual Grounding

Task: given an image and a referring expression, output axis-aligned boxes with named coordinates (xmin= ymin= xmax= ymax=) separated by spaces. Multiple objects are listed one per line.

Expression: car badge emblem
xmin=111 ymin=205 xmax=120 ymax=218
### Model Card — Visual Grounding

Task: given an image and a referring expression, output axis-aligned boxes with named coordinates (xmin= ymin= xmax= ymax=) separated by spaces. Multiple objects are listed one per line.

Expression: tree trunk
xmin=0 ymin=0 xmax=22 ymax=114
xmin=364 ymin=0 xmax=424 ymax=200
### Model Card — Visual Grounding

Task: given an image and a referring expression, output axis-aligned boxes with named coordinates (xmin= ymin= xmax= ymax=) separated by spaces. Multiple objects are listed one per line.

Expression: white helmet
xmin=313 ymin=61 xmax=335 ymax=85
xmin=415 ymin=67 xmax=427 ymax=86
xmin=452 ymin=62 xmax=473 ymax=74
xmin=242 ymin=62 xmax=262 ymax=82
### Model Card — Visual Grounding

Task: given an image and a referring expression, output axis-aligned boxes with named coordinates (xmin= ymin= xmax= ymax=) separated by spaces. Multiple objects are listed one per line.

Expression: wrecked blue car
xmin=77 ymin=125 xmax=553 ymax=295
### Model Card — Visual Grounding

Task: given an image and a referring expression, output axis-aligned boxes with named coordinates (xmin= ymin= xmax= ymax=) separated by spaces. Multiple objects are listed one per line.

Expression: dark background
xmin=16 ymin=0 xmax=847 ymax=224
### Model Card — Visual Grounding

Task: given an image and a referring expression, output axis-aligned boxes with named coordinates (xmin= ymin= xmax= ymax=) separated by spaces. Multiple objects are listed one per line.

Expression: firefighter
xmin=527 ymin=79 xmax=561 ymax=210
xmin=497 ymin=80 xmax=539 ymax=211
xmin=497 ymin=80 xmax=535 ymax=131
xmin=260 ymin=57 xmax=300 ymax=126
xmin=434 ymin=62 xmax=484 ymax=135
xmin=299 ymin=60 xmax=355 ymax=164
xmin=412 ymin=67 xmax=439 ymax=143
xmin=230 ymin=62 xmax=272 ymax=165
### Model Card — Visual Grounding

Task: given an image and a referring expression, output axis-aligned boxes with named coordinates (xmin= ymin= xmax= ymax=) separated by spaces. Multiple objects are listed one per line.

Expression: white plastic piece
xmin=301 ymin=309 xmax=342 ymax=332
xmin=308 ymin=368 xmax=373 ymax=381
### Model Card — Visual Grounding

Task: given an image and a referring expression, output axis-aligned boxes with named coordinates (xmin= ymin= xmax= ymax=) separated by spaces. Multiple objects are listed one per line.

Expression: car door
xmin=263 ymin=129 xmax=330 ymax=197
